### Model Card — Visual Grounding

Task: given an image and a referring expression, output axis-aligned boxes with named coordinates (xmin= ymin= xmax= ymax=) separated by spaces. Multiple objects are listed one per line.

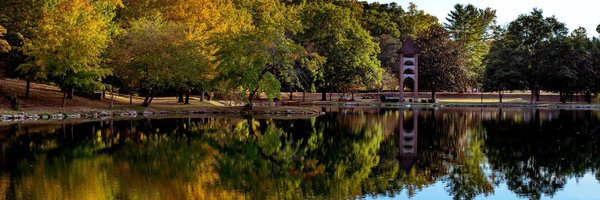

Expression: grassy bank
xmin=2 ymin=78 xmax=600 ymax=121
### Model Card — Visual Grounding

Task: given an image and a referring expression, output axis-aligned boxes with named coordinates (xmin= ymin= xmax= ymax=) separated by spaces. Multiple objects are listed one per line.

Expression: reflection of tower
xmin=399 ymin=108 xmax=418 ymax=170
xmin=399 ymin=39 xmax=421 ymax=103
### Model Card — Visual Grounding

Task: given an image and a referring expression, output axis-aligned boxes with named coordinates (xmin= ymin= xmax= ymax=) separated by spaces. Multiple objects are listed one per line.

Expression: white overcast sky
xmin=366 ymin=0 xmax=600 ymax=37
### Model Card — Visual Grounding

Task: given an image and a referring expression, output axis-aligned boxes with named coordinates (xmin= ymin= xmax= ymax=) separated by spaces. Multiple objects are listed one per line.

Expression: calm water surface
xmin=0 ymin=107 xmax=599 ymax=200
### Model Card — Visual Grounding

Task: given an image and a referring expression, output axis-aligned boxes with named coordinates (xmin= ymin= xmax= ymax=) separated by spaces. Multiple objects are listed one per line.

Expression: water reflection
xmin=0 ymin=108 xmax=599 ymax=199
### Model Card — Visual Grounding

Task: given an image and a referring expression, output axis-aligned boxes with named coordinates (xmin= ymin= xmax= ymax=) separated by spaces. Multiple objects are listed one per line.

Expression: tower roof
xmin=398 ymin=39 xmax=421 ymax=54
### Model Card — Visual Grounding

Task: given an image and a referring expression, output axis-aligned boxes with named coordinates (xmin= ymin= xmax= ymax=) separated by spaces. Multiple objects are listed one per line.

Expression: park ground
xmin=0 ymin=78 xmax=597 ymax=115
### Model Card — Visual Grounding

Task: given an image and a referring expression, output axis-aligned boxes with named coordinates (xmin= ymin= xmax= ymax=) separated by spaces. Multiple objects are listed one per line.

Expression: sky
xmin=366 ymin=0 xmax=600 ymax=37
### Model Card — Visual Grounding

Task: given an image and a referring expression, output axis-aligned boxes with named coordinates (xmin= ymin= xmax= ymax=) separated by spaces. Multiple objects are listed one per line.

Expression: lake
xmin=0 ymin=107 xmax=599 ymax=200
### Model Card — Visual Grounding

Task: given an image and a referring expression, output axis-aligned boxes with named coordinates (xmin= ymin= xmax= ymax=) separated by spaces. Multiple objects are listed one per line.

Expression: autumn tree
xmin=0 ymin=0 xmax=46 ymax=94
xmin=117 ymin=0 xmax=252 ymax=102
xmin=417 ymin=25 xmax=468 ymax=101
xmin=445 ymin=4 xmax=496 ymax=88
xmin=0 ymin=25 xmax=8 ymax=53
xmin=20 ymin=0 xmax=121 ymax=106
xmin=109 ymin=16 xmax=203 ymax=107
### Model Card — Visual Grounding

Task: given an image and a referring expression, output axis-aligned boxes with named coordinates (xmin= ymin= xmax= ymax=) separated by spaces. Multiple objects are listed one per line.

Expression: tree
xmin=483 ymin=36 xmax=526 ymax=103
xmin=568 ymin=27 xmax=597 ymax=102
xmin=20 ymin=0 xmax=120 ymax=106
xmin=597 ymin=24 xmax=600 ymax=34
xmin=0 ymin=25 xmax=9 ymax=53
xmin=417 ymin=25 xmax=469 ymax=101
xmin=375 ymin=35 xmax=403 ymax=78
xmin=445 ymin=4 xmax=496 ymax=88
xmin=299 ymin=3 xmax=382 ymax=100
xmin=503 ymin=9 xmax=568 ymax=103
xmin=0 ymin=0 xmax=45 ymax=84
xmin=215 ymin=0 xmax=304 ymax=109
xmin=283 ymin=49 xmax=326 ymax=102
xmin=536 ymin=36 xmax=578 ymax=101
xmin=118 ymin=0 xmax=253 ymax=101
xmin=109 ymin=16 xmax=191 ymax=107
xmin=363 ymin=7 xmax=400 ymax=38
xmin=398 ymin=3 xmax=439 ymax=39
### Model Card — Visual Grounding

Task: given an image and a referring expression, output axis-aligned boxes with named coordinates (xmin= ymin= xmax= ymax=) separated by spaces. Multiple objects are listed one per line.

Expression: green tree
xmin=398 ymin=3 xmax=439 ymax=39
xmin=483 ymin=36 xmax=526 ymax=103
xmin=417 ymin=25 xmax=469 ymax=101
xmin=536 ymin=36 xmax=577 ymax=101
xmin=215 ymin=0 xmax=303 ymax=109
xmin=375 ymin=35 xmax=402 ymax=78
xmin=445 ymin=4 xmax=496 ymax=88
xmin=20 ymin=0 xmax=120 ymax=106
xmin=568 ymin=27 xmax=597 ymax=102
xmin=504 ymin=9 xmax=568 ymax=103
xmin=363 ymin=7 xmax=400 ymax=37
xmin=299 ymin=3 xmax=382 ymax=100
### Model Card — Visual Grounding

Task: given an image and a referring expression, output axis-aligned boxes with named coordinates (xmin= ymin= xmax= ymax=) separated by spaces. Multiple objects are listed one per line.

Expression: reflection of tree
xmin=3 ymin=119 xmax=247 ymax=199
xmin=484 ymin=110 xmax=600 ymax=200
xmin=215 ymin=114 xmax=383 ymax=199
xmin=444 ymin=126 xmax=495 ymax=200
xmin=360 ymin=109 xmax=495 ymax=200
xmin=2 ymin=109 xmax=600 ymax=199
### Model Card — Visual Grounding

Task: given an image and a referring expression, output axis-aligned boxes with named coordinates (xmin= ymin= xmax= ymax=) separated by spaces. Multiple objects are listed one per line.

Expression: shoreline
xmin=0 ymin=105 xmax=324 ymax=123
xmin=2 ymin=101 xmax=600 ymax=124
xmin=312 ymin=101 xmax=600 ymax=110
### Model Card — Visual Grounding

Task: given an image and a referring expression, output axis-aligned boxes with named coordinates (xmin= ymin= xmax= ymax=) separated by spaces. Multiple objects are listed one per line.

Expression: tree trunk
xmin=559 ymin=92 xmax=565 ymax=103
xmin=129 ymin=92 xmax=133 ymax=105
xmin=62 ymin=91 xmax=67 ymax=107
xmin=147 ymin=92 xmax=156 ymax=106
xmin=67 ymin=88 xmax=74 ymax=99
xmin=289 ymin=91 xmax=293 ymax=100
xmin=431 ymin=91 xmax=436 ymax=101
xmin=110 ymin=87 xmax=115 ymax=108
xmin=246 ymin=86 xmax=261 ymax=110
xmin=303 ymin=91 xmax=306 ymax=102
xmin=530 ymin=90 xmax=534 ymax=103
xmin=200 ymin=91 xmax=205 ymax=101
xmin=246 ymin=98 xmax=254 ymax=110
xmin=351 ymin=92 xmax=355 ymax=101
xmin=142 ymin=88 xmax=153 ymax=107
xmin=585 ymin=92 xmax=592 ymax=103
xmin=321 ymin=92 xmax=327 ymax=101
xmin=535 ymin=90 xmax=540 ymax=102
xmin=329 ymin=93 xmax=332 ymax=101
xmin=25 ymin=79 xmax=31 ymax=99
xmin=499 ymin=91 xmax=503 ymax=103
xmin=177 ymin=90 xmax=184 ymax=103
xmin=569 ymin=93 xmax=574 ymax=102
xmin=102 ymin=90 xmax=105 ymax=100
xmin=184 ymin=88 xmax=190 ymax=104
